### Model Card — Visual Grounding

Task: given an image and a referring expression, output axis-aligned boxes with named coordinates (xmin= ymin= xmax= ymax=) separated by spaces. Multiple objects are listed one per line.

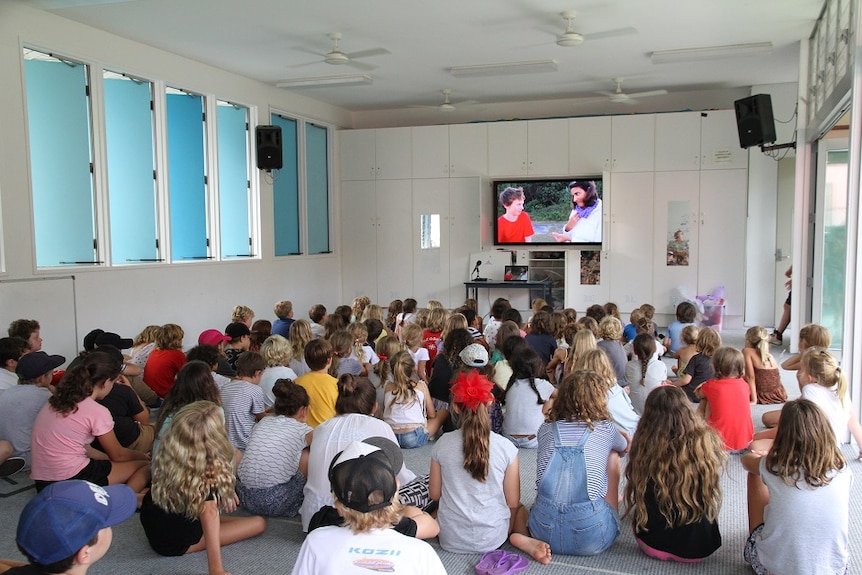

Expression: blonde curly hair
xmin=150 ymin=401 xmax=236 ymax=519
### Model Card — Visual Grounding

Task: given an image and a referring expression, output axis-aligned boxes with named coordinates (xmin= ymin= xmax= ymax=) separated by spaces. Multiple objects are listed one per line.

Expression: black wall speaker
xmin=734 ymin=94 xmax=777 ymax=149
xmin=256 ymin=125 xmax=283 ymax=170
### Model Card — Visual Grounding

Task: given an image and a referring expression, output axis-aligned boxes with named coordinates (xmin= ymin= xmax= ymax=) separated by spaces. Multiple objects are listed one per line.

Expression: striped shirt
xmin=536 ymin=419 xmax=626 ymax=500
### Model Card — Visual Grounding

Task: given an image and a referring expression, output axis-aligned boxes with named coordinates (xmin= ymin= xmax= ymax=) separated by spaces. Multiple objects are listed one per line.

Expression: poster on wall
xmin=580 ymin=251 xmax=601 ymax=285
xmin=666 ymin=200 xmax=691 ymax=266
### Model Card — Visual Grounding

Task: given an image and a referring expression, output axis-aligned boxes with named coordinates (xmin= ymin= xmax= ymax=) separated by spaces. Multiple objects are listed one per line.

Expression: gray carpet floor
xmin=2 ymin=329 xmax=861 ymax=574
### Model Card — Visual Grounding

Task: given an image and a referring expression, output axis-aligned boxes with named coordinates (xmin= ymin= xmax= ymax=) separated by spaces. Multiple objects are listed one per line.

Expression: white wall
xmin=744 ymin=82 xmax=799 ymax=327
xmin=0 ymin=3 xmax=350 ymax=361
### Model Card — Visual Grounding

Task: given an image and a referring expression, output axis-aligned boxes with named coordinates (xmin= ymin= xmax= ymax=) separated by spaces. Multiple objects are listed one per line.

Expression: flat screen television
xmin=493 ymin=176 xmax=603 ymax=249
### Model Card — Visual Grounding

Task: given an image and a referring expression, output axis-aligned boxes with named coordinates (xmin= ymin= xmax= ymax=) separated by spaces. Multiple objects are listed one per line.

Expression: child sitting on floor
xmin=237 ymin=379 xmax=313 ymax=517
xmin=292 ymin=438 xmax=446 ymax=575
xmin=624 ymin=386 xmax=725 ymax=563
xmin=141 ymin=401 xmax=266 ymax=575
xmin=695 ymin=347 xmax=754 ymax=451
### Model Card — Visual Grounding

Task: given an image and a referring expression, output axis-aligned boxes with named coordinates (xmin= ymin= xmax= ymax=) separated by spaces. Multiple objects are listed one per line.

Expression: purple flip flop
xmin=488 ymin=551 xmax=529 ymax=575
xmin=475 ymin=550 xmax=508 ymax=575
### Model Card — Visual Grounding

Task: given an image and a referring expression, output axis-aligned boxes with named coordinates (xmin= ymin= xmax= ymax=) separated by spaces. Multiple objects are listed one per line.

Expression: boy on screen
xmin=497 ymin=187 xmax=533 ymax=243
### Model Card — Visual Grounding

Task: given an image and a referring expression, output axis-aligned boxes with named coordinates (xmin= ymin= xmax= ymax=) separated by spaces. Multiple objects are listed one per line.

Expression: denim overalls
xmin=527 ymin=422 xmax=620 ymax=555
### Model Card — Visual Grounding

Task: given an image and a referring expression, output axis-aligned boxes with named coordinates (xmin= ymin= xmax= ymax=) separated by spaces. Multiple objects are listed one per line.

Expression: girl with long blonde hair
xmin=624 ymin=386 xmax=725 ymax=562
xmin=743 ymin=399 xmax=850 ymax=574
xmin=382 ymin=351 xmax=447 ymax=448
xmin=429 ymin=368 xmax=551 ymax=564
xmin=576 ymin=348 xmax=639 ymax=437
xmin=141 ymin=401 xmax=266 ymax=575
xmin=287 ymin=319 xmax=313 ymax=377
xmin=742 ymin=326 xmax=785 ymax=405
xmin=563 ymin=327 xmax=597 ymax=377
xmin=527 ymin=369 xmax=628 ymax=556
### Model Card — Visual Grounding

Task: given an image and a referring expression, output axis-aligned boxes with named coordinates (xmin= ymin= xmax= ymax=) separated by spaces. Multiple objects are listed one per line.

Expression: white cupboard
xmin=569 ymin=116 xmax=611 ymax=173
xmin=488 ymin=119 xmax=568 ymax=176
xmin=340 ymin=128 xmax=412 ymax=180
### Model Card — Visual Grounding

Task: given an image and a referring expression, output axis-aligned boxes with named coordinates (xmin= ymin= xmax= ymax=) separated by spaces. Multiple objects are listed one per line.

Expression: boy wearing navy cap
xmin=5 ymin=480 xmax=136 ymax=575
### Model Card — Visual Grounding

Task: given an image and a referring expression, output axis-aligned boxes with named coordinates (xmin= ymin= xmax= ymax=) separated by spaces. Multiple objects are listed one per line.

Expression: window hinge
xmin=153 ymin=169 xmax=157 ymax=180
xmin=150 ymin=100 xmax=154 ymax=111
xmin=89 ymin=162 xmax=94 ymax=173
xmin=155 ymin=238 xmax=159 ymax=249
xmin=204 ymin=175 xmax=208 ymax=185
xmin=85 ymin=85 xmax=90 ymax=96
xmin=206 ymin=238 xmax=210 ymax=247
xmin=93 ymin=238 xmax=98 ymax=250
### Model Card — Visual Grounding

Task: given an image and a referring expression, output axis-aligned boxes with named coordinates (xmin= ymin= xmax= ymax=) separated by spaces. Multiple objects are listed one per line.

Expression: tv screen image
xmin=493 ymin=177 xmax=603 ymax=248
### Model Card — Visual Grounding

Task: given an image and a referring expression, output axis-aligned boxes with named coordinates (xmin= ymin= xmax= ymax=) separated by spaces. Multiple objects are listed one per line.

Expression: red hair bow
xmin=451 ymin=369 xmax=494 ymax=412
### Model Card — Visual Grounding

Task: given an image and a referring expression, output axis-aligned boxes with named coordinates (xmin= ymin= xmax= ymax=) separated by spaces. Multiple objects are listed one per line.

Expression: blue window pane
xmin=24 ymin=56 xmax=97 ymax=267
xmin=166 ymin=91 xmax=208 ymax=260
xmin=272 ymin=114 xmax=300 ymax=256
xmin=306 ymin=123 xmax=329 ymax=254
xmin=104 ymin=73 xmax=158 ymax=263
xmin=218 ymin=103 xmax=251 ymax=258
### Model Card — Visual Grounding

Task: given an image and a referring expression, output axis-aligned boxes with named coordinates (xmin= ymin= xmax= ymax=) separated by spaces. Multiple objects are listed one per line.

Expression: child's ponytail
xmin=802 ymin=347 xmax=848 ymax=406
xmin=450 ymin=369 xmax=495 ymax=481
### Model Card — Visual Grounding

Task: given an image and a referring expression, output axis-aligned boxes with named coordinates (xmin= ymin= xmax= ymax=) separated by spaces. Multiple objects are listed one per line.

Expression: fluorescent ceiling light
xmin=651 ymin=42 xmax=773 ymax=64
xmin=449 ymin=59 xmax=558 ymax=78
xmin=276 ymin=74 xmax=373 ymax=88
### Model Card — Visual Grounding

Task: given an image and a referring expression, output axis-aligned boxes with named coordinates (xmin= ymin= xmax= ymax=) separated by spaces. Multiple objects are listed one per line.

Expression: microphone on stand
xmin=472 ymin=260 xmax=487 ymax=281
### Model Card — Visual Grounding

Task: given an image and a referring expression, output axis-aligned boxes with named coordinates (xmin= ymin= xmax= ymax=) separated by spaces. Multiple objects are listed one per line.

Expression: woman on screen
xmin=553 ymin=180 xmax=602 ymax=244
xmin=497 ymin=187 xmax=534 ymax=243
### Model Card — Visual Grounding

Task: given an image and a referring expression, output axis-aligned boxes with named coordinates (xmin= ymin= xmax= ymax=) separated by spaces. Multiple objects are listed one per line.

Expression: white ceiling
xmin=29 ymin=0 xmax=823 ymax=125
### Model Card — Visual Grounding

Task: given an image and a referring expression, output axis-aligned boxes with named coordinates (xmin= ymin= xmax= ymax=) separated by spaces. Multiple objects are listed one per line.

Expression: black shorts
xmin=785 ymin=291 xmax=792 ymax=306
xmin=34 ymin=458 xmax=112 ymax=493
xmin=140 ymin=490 xmax=204 ymax=556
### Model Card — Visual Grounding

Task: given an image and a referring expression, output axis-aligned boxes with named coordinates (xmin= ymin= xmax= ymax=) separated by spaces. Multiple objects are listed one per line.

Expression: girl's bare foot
xmin=509 ymin=533 xmax=552 ymax=564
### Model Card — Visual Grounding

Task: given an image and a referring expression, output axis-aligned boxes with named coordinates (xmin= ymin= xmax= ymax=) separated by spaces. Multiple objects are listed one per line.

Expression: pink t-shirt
xmin=30 ymin=397 xmax=114 ymax=481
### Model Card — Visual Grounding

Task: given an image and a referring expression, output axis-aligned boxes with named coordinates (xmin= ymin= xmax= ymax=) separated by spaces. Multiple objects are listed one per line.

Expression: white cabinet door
xmin=611 ymin=115 xmax=655 ymax=173
xmin=564 ymin=251 xmax=610 ymax=313
xmin=375 ymin=128 xmax=412 ymax=180
xmin=701 ymin=109 xmax=748 ymax=170
xmin=528 ymin=119 xmax=569 ymax=175
xmin=412 ymin=125 xmax=450 ymax=179
xmin=340 ymin=129 xmax=376 ymax=180
xmin=412 ymin=179 xmax=451 ymax=305
xmin=488 ymin=121 xmax=528 ymax=176
xmin=569 ymin=116 xmax=611 ymax=174
xmin=448 ymin=177 xmax=482 ymax=306
xmin=652 ymin=171 xmax=700 ymax=314
xmin=341 ymin=180 xmax=379 ymax=301
xmin=375 ymin=179 xmax=414 ymax=301
xmin=698 ymin=169 xmax=747 ymax=316
xmin=655 ymin=112 xmax=701 ymax=171
xmin=607 ymin=172 xmax=654 ymax=309
xmin=449 ymin=123 xmax=488 ymax=177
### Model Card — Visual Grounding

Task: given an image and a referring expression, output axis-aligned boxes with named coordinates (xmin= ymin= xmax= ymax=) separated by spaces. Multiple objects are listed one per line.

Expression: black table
xmin=464 ymin=280 xmax=552 ymax=306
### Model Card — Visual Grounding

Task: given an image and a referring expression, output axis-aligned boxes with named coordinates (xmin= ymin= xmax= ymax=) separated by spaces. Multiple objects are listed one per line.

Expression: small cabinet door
xmin=449 ymin=123 xmax=488 ymax=177
xmin=655 ymin=112 xmax=701 ymax=171
xmin=528 ymin=119 xmax=569 ymax=175
xmin=611 ymin=115 xmax=655 ymax=173
xmin=375 ymin=128 xmax=412 ymax=180
xmin=701 ymin=109 xmax=748 ymax=170
xmin=488 ymin=121 xmax=528 ymax=176
xmin=570 ymin=116 xmax=611 ymax=173
xmin=340 ymin=129 xmax=376 ymax=180
xmin=412 ymin=125 xmax=450 ymax=179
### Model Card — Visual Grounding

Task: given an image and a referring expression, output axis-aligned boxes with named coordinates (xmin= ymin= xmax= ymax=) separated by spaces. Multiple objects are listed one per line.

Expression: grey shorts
xmin=236 ymin=471 xmax=306 ymax=517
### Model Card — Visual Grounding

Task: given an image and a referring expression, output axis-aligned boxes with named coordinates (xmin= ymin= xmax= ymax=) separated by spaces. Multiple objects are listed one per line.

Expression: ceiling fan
xmin=556 ymin=10 xmax=637 ymax=47
xmin=408 ymin=89 xmax=479 ymax=112
xmin=291 ymin=32 xmax=390 ymax=71
xmin=597 ymin=78 xmax=668 ymax=104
